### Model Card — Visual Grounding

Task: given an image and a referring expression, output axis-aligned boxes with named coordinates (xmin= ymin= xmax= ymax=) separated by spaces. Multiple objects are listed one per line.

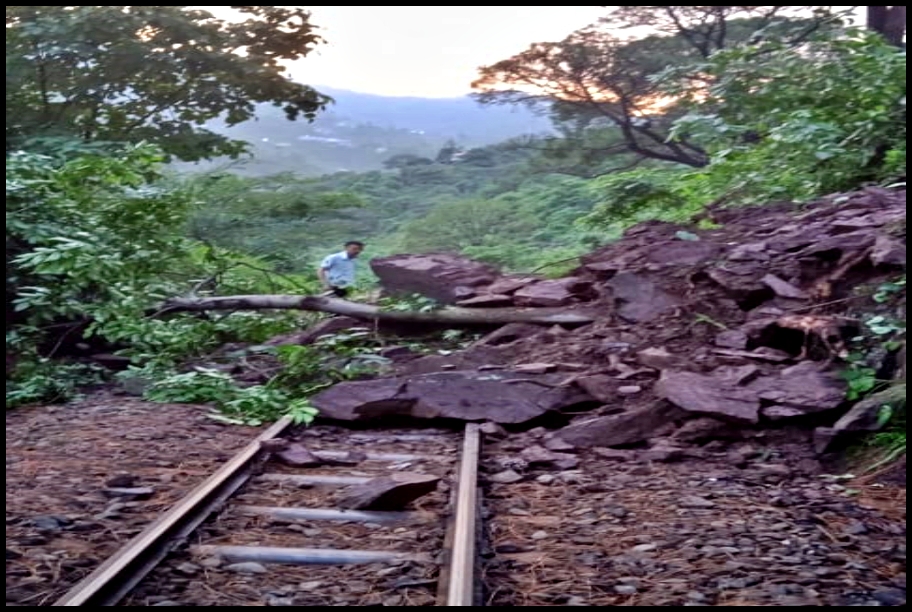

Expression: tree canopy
xmin=6 ymin=6 xmax=330 ymax=160
xmin=472 ymin=6 xmax=848 ymax=173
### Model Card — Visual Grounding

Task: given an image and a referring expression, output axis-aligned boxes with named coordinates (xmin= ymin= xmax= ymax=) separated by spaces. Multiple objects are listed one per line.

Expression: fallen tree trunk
xmin=161 ymin=295 xmax=597 ymax=326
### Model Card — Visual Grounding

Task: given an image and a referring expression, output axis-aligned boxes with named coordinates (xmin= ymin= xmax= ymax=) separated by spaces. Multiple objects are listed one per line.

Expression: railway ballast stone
xmin=274 ymin=443 xmax=323 ymax=467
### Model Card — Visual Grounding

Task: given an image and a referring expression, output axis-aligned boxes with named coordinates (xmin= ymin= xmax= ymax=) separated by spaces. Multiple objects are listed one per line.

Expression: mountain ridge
xmin=174 ymin=86 xmax=552 ymax=177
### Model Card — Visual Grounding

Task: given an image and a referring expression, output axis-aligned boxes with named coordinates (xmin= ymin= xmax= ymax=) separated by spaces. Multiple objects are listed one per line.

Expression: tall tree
xmin=472 ymin=6 xmax=844 ymax=172
xmin=6 ymin=6 xmax=330 ymax=160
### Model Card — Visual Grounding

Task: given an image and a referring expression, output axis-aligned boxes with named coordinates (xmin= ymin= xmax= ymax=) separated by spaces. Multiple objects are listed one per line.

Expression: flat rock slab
xmin=655 ymin=370 xmax=761 ymax=424
xmin=486 ymin=275 xmax=541 ymax=295
xmin=656 ymin=362 xmax=845 ymax=426
xmin=310 ymin=370 xmax=592 ymax=424
xmin=761 ymin=274 xmax=809 ymax=299
xmin=336 ymin=472 xmax=441 ymax=510
xmin=751 ymin=361 xmax=845 ymax=414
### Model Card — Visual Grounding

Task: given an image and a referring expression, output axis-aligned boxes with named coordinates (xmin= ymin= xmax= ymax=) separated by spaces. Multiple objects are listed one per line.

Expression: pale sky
xmin=209 ymin=6 xmax=867 ymax=99
xmin=283 ymin=6 xmax=606 ymax=98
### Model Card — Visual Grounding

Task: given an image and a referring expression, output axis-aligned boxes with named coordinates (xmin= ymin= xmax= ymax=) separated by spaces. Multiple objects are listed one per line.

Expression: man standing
xmin=318 ymin=241 xmax=364 ymax=298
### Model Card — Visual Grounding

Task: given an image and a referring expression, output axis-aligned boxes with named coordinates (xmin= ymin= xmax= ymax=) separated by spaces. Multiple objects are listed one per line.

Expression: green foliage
xmin=666 ymin=29 xmax=907 ymax=203
xmin=578 ymin=167 xmax=705 ymax=231
xmin=139 ymin=326 xmax=397 ymax=425
xmin=841 ymin=278 xmax=906 ymax=402
xmin=6 ymin=6 xmax=329 ymax=161
xmin=144 ymin=369 xmax=238 ymax=404
xmin=859 ymin=382 xmax=906 ymax=468
xmin=842 ymin=358 xmax=879 ymax=401
xmin=183 ymin=172 xmax=364 ymax=271
xmin=5 ymin=143 xmax=329 ymax=421
xmin=835 ymin=286 xmax=906 ymax=473
xmin=6 ymin=358 xmax=104 ymax=409
xmin=873 ymin=276 xmax=906 ymax=304
xmin=185 ymin=140 xmax=610 ymax=273
xmin=398 ymin=198 xmax=537 ymax=253
xmin=142 ymin=367 xmax=319 ymax=427
xmin=6 ymin=145 xmax=301 ymax=371
xmin=8 ymin=144 xmax=189 ymax=332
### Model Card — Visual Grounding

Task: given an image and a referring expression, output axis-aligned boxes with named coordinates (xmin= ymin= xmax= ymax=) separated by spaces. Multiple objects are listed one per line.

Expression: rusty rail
xmin=52 ymin=420 xmax=482 ymax=607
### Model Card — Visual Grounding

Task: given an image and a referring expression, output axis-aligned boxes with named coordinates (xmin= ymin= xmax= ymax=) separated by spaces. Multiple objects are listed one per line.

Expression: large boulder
xmin=309 ymin=370 xmax=594 ymax=425
xmin=655 ymin=362 xmax=846 ymax=425
xmin=751 ymin=361 xmax=845 ymax=414
xmin=370 ymin=253 xmax=500 ymax=304
xmin=557 ymin=402 xmax=684 ymax=448
xmin=654 ymin=370 xmax=762 ymax=424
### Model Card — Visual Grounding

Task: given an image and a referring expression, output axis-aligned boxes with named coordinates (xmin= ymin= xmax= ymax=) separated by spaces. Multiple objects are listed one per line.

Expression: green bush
xmin=665 ymin=29 xmax=906 ymax=203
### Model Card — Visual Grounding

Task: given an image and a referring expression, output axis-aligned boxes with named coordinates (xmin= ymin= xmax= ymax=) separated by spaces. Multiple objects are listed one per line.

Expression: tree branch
xmin=160 ymin=294 xmax=598 ymax=326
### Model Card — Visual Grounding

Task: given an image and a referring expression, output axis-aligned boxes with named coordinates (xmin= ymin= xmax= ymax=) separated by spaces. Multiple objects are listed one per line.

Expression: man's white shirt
xmin=320 ymin=251 xmax=356 ymax=287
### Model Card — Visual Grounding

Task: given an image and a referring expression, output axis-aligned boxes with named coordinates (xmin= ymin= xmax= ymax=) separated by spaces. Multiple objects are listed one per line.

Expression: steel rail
xmin=50 ymin=420 xmax=482 ymax=607
xmin=52 ymin=416 xmax=293 ymax=606
xmin=443 ymin=423 xmax=481 ymax=607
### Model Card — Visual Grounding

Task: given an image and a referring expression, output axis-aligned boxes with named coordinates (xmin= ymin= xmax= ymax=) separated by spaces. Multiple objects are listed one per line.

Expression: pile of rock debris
xmin=278 ymin=187 xmax=906 ymax=468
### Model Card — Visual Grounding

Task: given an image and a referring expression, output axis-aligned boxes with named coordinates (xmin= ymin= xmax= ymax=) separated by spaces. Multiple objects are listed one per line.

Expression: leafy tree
xmin=577 ymin=166 xmax=703 ymax=231
xmin=666 ymin=27 xmax=906 ymax=202
xmin=6 ymin=143 xmax=319 ymax=408
xmin=7 ymin=144 xmax=191 ymax=355
xmin=435 ymin=139 xmax=461 ymax=164
xmin=605 ymin=6 xmax=836 ymax=57
xmin=472 ymin=7 xmax=846 ymax=174
xmin=473 ymin=27 xmax=709 ymax=168
xmin=6 ymin=6 xmax=329 ymax=160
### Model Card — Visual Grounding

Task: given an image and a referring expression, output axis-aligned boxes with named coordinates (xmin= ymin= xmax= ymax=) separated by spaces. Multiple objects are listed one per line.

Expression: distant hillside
xmin=313 ymin=86 xmax=552 ymax=144
xmin=171 ymin=86 xmax=552 ymax=177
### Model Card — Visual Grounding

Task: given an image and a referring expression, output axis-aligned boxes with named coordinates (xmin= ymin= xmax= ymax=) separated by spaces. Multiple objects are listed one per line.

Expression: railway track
xmin=51 ymin=420 xmax=481 ymax=607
